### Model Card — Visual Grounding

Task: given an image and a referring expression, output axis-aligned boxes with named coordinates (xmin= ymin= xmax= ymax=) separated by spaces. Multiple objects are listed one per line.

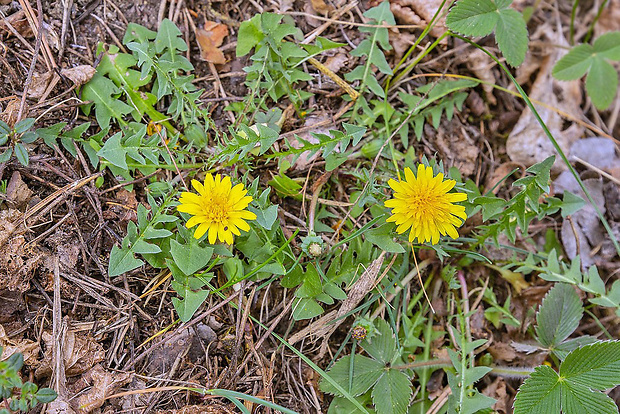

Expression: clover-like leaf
xmin=535 ymin=283 xmax=583 ymax=352
xmin=553 ymin=31 xmax=620 ymax=110
xmin=447 ymin=0 xmax=528 ymax=66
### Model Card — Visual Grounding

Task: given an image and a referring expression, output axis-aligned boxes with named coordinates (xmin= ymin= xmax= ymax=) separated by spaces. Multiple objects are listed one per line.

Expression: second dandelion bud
xmin=385 ymin=164 xmax=467 ymax=245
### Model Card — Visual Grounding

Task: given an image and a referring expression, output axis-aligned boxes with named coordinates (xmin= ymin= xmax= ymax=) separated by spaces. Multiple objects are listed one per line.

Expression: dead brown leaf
xmin=595 ymin=0 xmax=620 ymax=36
xmin=323 ymin=53 xmax=349 ymax=73
xmin=461 ymin=48 xmax=497 ymax=105
xmin=28 ymin=71 xmax=54 ymax=99
xmin=71 ymin=364 xmax=131 ymax=414
xmin=0 ymin=210 xmax=44 ymax=292
xmin=506 ymin=27 xmax=583 ymax=170
xmin=0 ymin=324 xmax=40 ymax=365
xmin=6 ymin=171 xmax=33 ymax=210
xmin=434 ymin=124 xmax=479 ymax=176
xmin=311 ymin=0 xmax=334 ymax=14
xmin=61 ymin=65 xmax=96 ymax=87
xmin=36 ymin=330 xmax=105 ymax=378
xmin=0 ymin=10 xmax=33 ymax=37
xmin=388 ymin=0 xmax=446 ymax=37
xmin=196 ymin=21 xmax=228 ymax=64
xmin=1 ymin=98 xmax=22 ymax=127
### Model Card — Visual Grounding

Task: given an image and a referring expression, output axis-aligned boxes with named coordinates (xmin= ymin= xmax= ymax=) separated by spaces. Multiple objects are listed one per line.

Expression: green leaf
xmin=320 ymin=355 xmax=384 ymax=397
xmin=365 ymin=223 xmax=405 ymax=253
xmin=593 ymin=31 xmax=620 ymax=60
xmin=170 ymin=239 xmax=213 ymax=276
xmin=586 ymin=57 xmax=618 ymax=110
xmin=14 ymin=142 xmax=28 ymax=166
xmin=496 ymin=8 xmax=528 ymax=66
xmin=292 ymin=297 xmax=323 ymax=320
xmin=446 ymin=0 xmax=499 ymax=37
xmin=249 ymin=204 xmax=278 ymax=230
xmin=560 ymin=191 xmax=585 ymax=217
xmin=236 ymin=15 xmax=263 ymax=56
xmin=535 ymin=283 xmax=583 ymax=350
xmin=553 ymin=336 xmax=597 ymax=361
xmin=172 ymin=289 xmax=209 ymax=323
xmin=361 ymin=320 xmax=397 ymax=364
xmin=296 ymin=264 xmax=323 ymax=298
xmin=371 ymin=370 xmax=412 ymax=414
xmin=560 ymin=381 xmax=619 ymax=414
xmin=0 ymin=148 xmax=12 ymax=163
xmin=97 ymin=132 xmax=128 ymax=170
xmin=34 ymin=388 xmax=57 ymax=403
xmin=81 ymin=73 xmax=133 ymax=129
xmin=552 ymin=45 xmax=594 ymax=80
xmin=155 ymin=19 xmax=187 ymax=55
xmin=513 ymin=365 xmax=561 ymax=414
xmin=560 ymin=341 xmax=620 ymax=390
xmin=14 ymin=118 xmax=35 ymax=134
xmin=108 ymin=244 xmax=144 ymax=277
xmin=460 ymin=392 xmax=497 ymax=414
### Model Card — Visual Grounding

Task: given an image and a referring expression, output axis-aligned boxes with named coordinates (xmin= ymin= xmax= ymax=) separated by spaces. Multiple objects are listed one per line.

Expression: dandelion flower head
xmin=385 ymin=164 xmax=467 ymax=245
xmin=177 ymin=173 xmax=256 ymax=244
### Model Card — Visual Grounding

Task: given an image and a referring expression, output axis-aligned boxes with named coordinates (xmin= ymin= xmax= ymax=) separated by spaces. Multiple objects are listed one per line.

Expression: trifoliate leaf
xmin=513 ymin=365 xmax=561 ymax=414
xmin=535 ymin=283 xmax=583 ymax=350
xmin=552 ymin=45 xmax=595 ymax=80
xmin=319 ymin=355 xmax=384 ymax=397
xmin=361 ymin=319 xmax=397 ymax=364
xmin=593 ymin=31 xmax=620 ymax=60
xmin=495 ymin=8 xmax=529 ymax=67
xmin=446 ymin=0 xmax=498 ymax=37
xmin=586 ymin=57 xmax=618 ymax=110
xmin=560 ymin=380 xmax=619 ymax=414
xmin=371 ymin=370 xmax=412 ymax=414
xmin=560 ymin=341 xmax=620 ymax=390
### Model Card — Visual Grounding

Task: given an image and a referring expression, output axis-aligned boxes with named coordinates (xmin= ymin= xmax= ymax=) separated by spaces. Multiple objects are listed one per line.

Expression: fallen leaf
xmin=6 ymin=171 xmax=33 ymax=210
xmin=196 ymin=21 xmax=228 ymax=64
xmin=36 ymin=330 xmax=105 ymax=378
xmin=434 ymin=123 xmax=479 ymax=176
xmin=506 ymin=27 xmax=583 ymax=170
xmin=0 ymin=324 xmax=40 ymax=366
xmin=27 ymin=71 xmax=54 ymax=99
xmin=595 ymin=0 xmax=620 ymax=36
xmin=72 ymin=364 xmax=131 ymax=413
xmin=558 ymin=178 xmax=606 ymax=268
xmin=311 ymin=0 xmax=334 ymax=14
xmin=323 ymin=53 xmax=349 ymax=73
xmin=0 ymin=10 xmax=33 ymax=37
xmin=61 ymin=65 xmax=96 ymax=87
xmin=0 ymin=210 xmax=44 ymax=292
xmin=388 ymin=0 xmax=447 ymax=37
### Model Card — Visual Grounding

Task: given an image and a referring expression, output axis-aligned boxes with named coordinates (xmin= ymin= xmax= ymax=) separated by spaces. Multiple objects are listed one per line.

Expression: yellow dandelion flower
xmin=385 ymin=164 xmax=468 ymax=245
xmin=177 ymin=174 xmax=257 ymax=244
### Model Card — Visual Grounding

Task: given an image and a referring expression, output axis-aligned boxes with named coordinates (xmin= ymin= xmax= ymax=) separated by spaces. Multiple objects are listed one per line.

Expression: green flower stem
xmin=450 ymin=32 xmax=620 ymax=257
xmin=386 ymin=0 xmax=450 ymax=87
xmin=388 ymin=31 xmax=450 ymax=90
xmin=99 ymin=160 xmax=205 ymax=170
